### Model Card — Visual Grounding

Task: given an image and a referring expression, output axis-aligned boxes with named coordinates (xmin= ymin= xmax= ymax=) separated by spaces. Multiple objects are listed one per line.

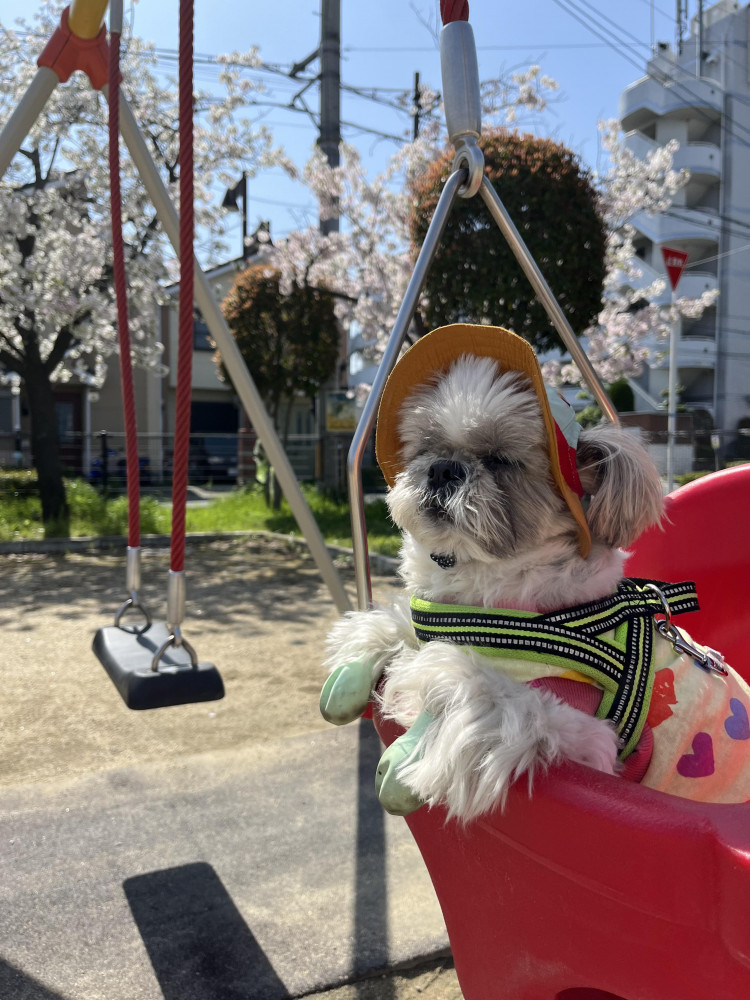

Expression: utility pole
xmin=413 ymin=71 xmax=421 ymax=140
xmin=676 ymin=0 xmax=687 ymax=55
xmin=319 ymin=0 xmax=341 ymax=236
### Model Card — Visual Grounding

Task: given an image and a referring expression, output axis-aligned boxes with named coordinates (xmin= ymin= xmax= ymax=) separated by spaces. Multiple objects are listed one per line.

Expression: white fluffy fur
xmin=325 ymin=356 xmax=665 ymax=822
xmin=379 ymin=636 xmax=620 ymax=822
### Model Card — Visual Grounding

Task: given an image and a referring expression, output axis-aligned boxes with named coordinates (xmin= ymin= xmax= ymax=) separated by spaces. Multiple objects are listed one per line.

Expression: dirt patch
xmin=0 ymin=536 xmax=401 ymax=788
xmin=0 ymin=536 xmax=463 ymax=998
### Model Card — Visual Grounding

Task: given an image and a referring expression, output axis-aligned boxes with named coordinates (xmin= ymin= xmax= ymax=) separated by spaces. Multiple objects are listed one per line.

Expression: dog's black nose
xmin=427 ymin=460 xmax=466 ymax=493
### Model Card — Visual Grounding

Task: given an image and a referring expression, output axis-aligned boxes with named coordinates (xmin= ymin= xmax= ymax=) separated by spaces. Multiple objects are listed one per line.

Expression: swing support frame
xmin=0 ymin=0 xmax=351 ymax=618
xmin=347 ymin=18 xmax=619 ymax=612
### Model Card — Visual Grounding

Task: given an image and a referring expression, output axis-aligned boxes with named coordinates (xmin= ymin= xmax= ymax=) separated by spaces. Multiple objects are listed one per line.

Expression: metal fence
xmin=0 ymin=425 xmax=747 ymax=488
xmin=0 ymin=430 xmax=321 ymax=491
xmin=630 ymin=426 xmax=750 ymax=478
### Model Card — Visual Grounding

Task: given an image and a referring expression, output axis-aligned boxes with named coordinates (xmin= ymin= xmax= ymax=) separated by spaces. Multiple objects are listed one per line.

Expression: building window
xmin=193 ymin=317 xmax=213 ymax=352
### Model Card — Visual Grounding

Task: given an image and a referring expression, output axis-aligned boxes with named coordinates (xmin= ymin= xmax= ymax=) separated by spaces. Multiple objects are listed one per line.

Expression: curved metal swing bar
xmin=348 ymin=17 xmax=618 ymax=612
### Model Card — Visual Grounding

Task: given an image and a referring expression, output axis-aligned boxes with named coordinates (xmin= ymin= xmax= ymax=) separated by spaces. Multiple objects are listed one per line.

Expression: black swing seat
xmin=93 ymin=622 xmax=224 ymax=710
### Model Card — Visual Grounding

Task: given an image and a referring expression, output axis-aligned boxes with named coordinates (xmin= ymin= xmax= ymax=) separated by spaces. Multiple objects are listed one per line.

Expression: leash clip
xmin=644 ymin=583 xmax=728 ymax=677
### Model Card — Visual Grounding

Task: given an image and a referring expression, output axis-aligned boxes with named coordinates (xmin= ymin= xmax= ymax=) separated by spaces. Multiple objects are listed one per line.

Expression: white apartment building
xmin=619 ymin=0 xmax=750 ymax=455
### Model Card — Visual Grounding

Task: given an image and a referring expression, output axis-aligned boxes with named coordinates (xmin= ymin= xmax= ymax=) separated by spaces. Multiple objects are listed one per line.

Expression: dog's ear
xmin=576 ymin=424 xmax=664 ymax=549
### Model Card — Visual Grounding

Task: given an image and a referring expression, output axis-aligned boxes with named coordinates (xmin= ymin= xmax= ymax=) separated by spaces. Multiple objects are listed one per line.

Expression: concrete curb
xmin=0 ymin=529 xmax=401 ymax=575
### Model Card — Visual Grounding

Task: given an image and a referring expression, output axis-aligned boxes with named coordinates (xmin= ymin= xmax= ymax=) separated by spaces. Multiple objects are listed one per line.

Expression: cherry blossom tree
xmin=280 ymin=99 xmax=717 ymax=401
xmin=0 ymin=4 xmax=276 ymax=534
xmin=272 ymin=65 xmax=561 ymax=368
xmin=542 ymin=120 xmax=719 ymax=388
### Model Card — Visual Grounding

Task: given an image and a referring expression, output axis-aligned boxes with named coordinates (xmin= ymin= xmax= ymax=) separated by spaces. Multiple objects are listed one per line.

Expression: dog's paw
xmin=374 ymin=709 xmax=433 ymax=815
xmin=320 ymin=659 xmax=376 ymax=725
xmin=375 ymin=742 xmax=425 ymax=816
xmin=541 ymin=694 xmax=619 ymax=775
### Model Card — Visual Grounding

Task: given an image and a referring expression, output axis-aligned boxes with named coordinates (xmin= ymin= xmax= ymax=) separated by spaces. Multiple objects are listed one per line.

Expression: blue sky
xmin=0 ymin=0 xmax=688 ymax=253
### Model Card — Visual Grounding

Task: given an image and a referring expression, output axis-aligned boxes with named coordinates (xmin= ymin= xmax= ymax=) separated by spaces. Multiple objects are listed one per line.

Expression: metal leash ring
xmin=644 ymin=583 xmax=728 ymax=677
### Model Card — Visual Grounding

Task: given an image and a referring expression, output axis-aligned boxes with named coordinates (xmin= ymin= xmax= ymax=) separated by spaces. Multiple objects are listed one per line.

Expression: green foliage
xmin=409 ymin=129 xmax=606 ymax=353
xmin=0 ymin=475 xmax=401 ymax=556
xmin=219 ymin=265 xmax=339 ymax=423
xmin=674 ymin=471 xmax=711 ymax=487
xmin=184 ymin=484 xmax=401 ymax=557
xmin=0 ymin=470 xmax=42 ymax=539
xmin=0 ymin=472 xmax=168 ymax=540
xmin=575 ymin=404 xmax=603 ymax=428
xmin=576 ymin=379 xmax=635 ymax=428
xmin=67 ymin=481 xmax=168 ymax=537
xmin=607 ymin=378 xmax=635 ymax=412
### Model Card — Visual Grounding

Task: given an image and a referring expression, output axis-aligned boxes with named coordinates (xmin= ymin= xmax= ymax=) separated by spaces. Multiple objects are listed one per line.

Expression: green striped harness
xmin=410 ymin=579 xmax=700 ymax=759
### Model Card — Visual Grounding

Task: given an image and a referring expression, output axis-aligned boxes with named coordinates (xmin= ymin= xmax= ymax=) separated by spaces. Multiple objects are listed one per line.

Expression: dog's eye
xmin=481 ymin=454 xmax=521 ymax=473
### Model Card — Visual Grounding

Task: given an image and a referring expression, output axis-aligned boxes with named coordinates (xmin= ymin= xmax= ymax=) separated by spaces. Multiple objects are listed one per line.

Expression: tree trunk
xmin=271 ymin=397 xmax=296 ymax=511
xmin=24 ymin=355 xmax=69 ymax=537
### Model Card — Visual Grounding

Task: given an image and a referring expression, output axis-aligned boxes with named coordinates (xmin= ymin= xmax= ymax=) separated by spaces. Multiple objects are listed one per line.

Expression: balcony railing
xmin=631 ymin=206 xmax=720 ymax=245
xmin=625 ymin=130 xmax=721 ymax=180
xmin=620 ymin=70 xmax=722 ymax=132
xmin=618 ymin=255 xmax=718 ymax=305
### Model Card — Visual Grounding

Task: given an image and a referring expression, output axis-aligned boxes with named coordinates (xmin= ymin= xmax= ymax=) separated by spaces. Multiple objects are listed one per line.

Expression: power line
xmin=344 ymin=42 xmax=613 ymax=52
xmin=551 ymin=0 xmax=750 ymax=149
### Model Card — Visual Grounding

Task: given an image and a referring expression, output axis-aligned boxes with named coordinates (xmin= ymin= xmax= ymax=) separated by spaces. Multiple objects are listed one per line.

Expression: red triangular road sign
xmin=661 ymin=246 xmax=689 ymax=291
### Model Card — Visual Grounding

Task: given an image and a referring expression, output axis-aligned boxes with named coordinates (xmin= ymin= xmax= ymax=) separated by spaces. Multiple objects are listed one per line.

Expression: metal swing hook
xmin=151 ymin=569 xmax=199 ymax=672
xmin=114 ymin=546 xmax=152 ymax=632
xmin=440 ymin=19 xmax=484 ymax=198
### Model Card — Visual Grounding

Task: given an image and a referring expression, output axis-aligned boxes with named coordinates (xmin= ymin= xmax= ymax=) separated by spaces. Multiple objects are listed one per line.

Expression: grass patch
xmin=0 ymin=470 xmax=42 ymax=540
xmin=0 ymin=472 xmax=401 ymax=556
xmin=184 ymin=484 xmax=401 ymax=557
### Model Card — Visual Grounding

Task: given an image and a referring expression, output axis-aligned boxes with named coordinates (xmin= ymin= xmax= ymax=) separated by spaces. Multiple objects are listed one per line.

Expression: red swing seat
xmin=373 ymin=465 xmax=750 ymax=1000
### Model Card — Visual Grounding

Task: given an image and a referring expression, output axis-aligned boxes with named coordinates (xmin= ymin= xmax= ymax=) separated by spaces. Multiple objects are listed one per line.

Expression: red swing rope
xmin=169 ymin=0 xmax=195 ymax=575
xmin=108 ymin=16 xmax=140 ymax=549
xmin=440 ymin=0 xmax=469 ymax=23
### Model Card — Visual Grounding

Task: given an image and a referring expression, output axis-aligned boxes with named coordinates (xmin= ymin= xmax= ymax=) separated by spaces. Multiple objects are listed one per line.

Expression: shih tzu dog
xmin=321 ymin=324 xmax=750 ymax=823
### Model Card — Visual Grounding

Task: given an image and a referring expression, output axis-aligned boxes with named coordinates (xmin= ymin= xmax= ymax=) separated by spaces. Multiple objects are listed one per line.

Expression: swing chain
xmin=645 ymin=583 xmax=728 ymax=676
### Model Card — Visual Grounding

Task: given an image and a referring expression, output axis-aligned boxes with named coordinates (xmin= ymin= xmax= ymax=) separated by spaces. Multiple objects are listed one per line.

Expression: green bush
xmin=0 ymin=473 xmax=169 ymax=541
xmin=0 ymin=474 xmax=402 ymax=555
xmin=67 ymin=481 xmax=168 ymax=537
xmin=0 ymin=470 xmax=43 ymax=539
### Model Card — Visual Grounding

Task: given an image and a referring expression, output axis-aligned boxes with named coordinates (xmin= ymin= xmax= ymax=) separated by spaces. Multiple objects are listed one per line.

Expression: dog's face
xmin=386 ymin=354 xmax=664 ymax=569
xmin=387 ymin=355 xmax=567 ymax=564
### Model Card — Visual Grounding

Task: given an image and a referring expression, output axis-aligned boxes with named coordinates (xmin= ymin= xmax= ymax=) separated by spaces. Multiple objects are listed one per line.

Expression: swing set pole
xmin=68 ymin=0 xmax=109 ymax=38
xmin=112 ymin=92 xmax=352 ymax=615
xmin=0 ymin=2 xmax=109 ymax=182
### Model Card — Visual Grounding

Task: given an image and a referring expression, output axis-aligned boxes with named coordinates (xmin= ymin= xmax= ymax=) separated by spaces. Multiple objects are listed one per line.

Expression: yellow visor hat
xmin=375 ymin=324 xmax=591 ymax=558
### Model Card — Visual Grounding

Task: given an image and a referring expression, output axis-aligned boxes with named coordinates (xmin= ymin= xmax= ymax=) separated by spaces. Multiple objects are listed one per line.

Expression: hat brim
xmin=375 ymin=323 xmax=592 ymax=558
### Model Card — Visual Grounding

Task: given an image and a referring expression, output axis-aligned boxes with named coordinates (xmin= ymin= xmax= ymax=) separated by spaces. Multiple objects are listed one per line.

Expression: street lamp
xmin=222 ymin=172 xmax=247 ymax=259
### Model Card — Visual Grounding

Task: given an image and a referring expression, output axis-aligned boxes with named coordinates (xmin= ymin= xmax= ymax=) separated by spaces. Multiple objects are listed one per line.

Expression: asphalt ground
xmin=0 ymin=536 xmax=463 ymax=1000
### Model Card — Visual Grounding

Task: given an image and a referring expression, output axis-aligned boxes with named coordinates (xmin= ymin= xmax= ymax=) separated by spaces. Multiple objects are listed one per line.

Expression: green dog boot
xmin=319 ymin=659 xmax=376 ymax=725
xmin=375 ymin=709 xmax=433 ymax=816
